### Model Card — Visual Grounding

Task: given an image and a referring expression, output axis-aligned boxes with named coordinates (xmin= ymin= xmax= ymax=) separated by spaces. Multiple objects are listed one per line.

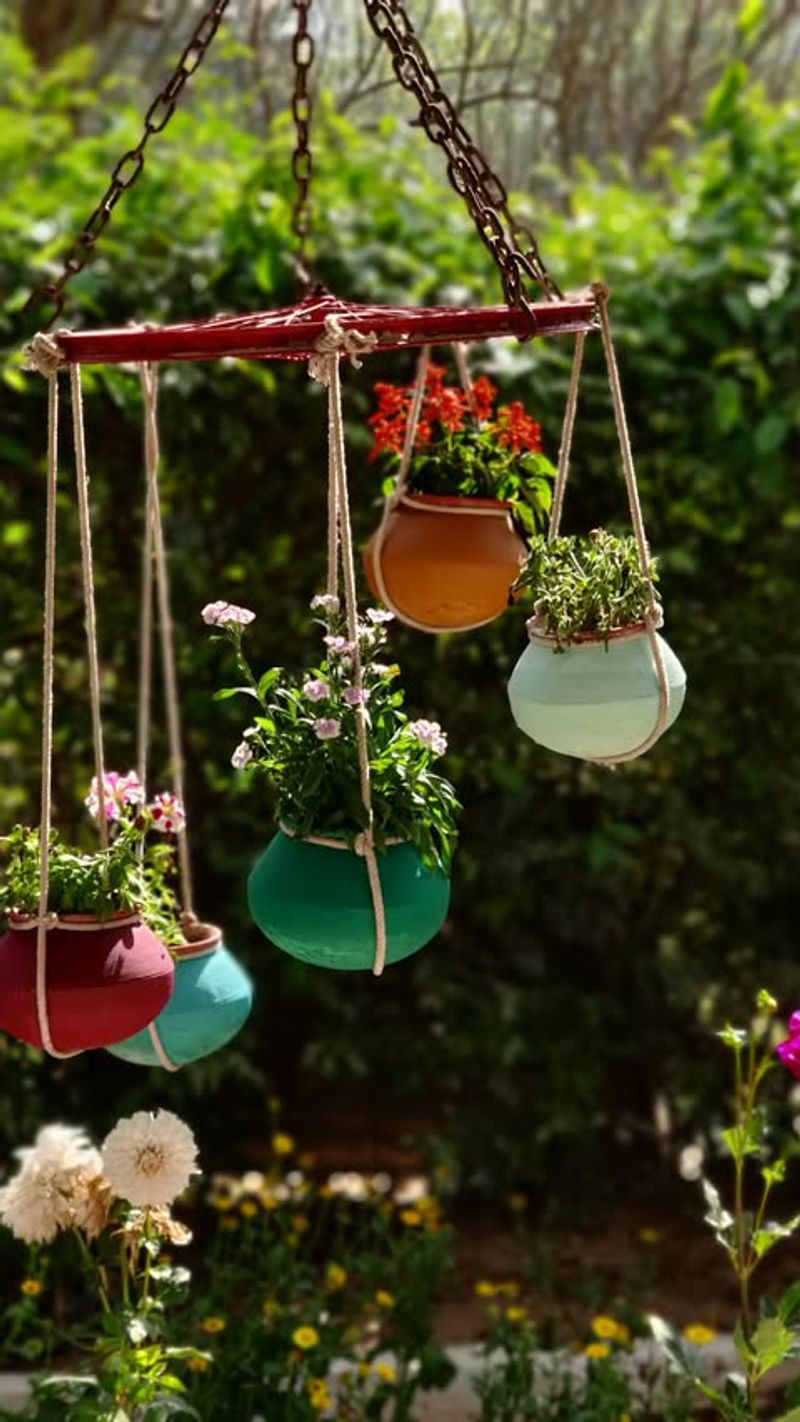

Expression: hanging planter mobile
xmin=507 ymin=322 xmax=687 ymax=764
xmin=0 ymin=375 xmax=175 ymax=1057
xmin=106 ymin=365 xmax=253 ymax=1070
xmin=363 ymin=349 xmax=554 ymax=633
xmin=206 ymin=333 xmax=457 ymax=975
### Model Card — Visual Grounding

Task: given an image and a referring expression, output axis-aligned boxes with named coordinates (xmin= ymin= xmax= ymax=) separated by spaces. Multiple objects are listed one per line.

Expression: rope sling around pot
xmin=0 ymin=352 xmax=175 ymax=1056
xmin=364 ymin=342 xmax=528 ymax=634
xmin=507 ymin=286 xmax=687 ymax=765
xmin=246 ymin=317 xmax=451 ymax=976
xmin=107 ymin=363 xmax=253 ymax=1072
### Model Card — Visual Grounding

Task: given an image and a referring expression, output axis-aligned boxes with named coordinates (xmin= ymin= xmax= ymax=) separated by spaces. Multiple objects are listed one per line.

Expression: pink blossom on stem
xmin=201 ymin=601 xmax=256 ymax=628
xmin=343 ymin=686 xmax=369 ymax=707
xmin=777 ymin=1017 xmax=800 ymax=1078
xmin=231 ymin=742 xmax=253 ymax=770
xmin=314 ymin=718 xmax=341 ymax=741
xmin=149 ymin=792 xmax=186 ymax=834
xmin=303 ymin=679 xmax=330 ymax=702
xmin=324 ymin=635 xmax=353 ymax=656
xmin=409 ymin=719 xmax=448 ymax=755
xmin=85 ymin=770 xmax=145 ymax=823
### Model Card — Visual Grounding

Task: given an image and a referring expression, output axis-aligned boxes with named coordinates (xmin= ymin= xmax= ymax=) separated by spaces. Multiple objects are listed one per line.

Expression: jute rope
xmin=139 ymin=364 xmax=195 ymax=918
xmin=308 ymin=317 xmax=388 ymax=976
xmin=531 ymin=285 xmax=670 ymax=765
xmin=25 ymin=355 xmax=112 ymax=1056
xmin=370 ymin=343 xmax=515 ymax=634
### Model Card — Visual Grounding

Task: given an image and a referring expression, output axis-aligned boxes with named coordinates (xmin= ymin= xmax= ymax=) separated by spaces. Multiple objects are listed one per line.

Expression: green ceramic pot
xmin=507 ymin=626 xmax=686 ymax=761
xmin=248 ymin=830 xmax=450 ymax=971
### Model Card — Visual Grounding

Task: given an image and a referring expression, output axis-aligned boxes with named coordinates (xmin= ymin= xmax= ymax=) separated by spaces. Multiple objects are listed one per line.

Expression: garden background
xmin=0 ymin=0 xmax=799 ymax=1287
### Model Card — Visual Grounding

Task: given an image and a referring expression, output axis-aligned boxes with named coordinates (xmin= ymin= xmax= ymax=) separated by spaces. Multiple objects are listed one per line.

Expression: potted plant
xmin=204 ymin=597 xmax=459 ymax=971
xmin=106 ymin=909 xmax=253 ymax=1070
xmin=364 ymin=361 xmax=555 ymax=632
xmin=0 ymin=774 xmax=178 ymax=1053
xmin=507 ymin=529 xmax=687 ymax=761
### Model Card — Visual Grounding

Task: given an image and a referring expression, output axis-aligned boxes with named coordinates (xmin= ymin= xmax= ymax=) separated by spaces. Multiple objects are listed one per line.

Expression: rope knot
xmin=308 ymin=315 xmax=377 ymax=385
xmin=353 ymin=828 xmax=375 ymax=858
xmin=23 ymin=332 xmax=66 ymax=378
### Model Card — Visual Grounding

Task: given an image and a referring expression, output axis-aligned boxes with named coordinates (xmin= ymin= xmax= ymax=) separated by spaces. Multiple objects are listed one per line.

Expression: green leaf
xmin=753 ymin=1215 xmax=800 ymax=1259
xmin=737 ymin=0 xmax=765 ymax=39
xmin=751 ymin=1316 xmax=794 ymax=1376
xmin=718 ymin=1025 xmax=748 ymax=1050
xmin=778 ymin=1281 xmax=800 ymax=1326
xmin=212 ymin=686 xmax=258 ymax=701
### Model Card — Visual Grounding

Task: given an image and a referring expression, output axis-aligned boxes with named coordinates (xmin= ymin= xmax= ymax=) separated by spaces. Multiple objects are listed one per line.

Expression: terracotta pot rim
xmin=401 ymin=491 xmax=512 ymax=513
xmin=530 ymin=619 xmax=650 ymax=647
xmin=174 ymin=920 xmax=223 ymax=955
xmin=8 ymin=908 xmax=141 ymax=928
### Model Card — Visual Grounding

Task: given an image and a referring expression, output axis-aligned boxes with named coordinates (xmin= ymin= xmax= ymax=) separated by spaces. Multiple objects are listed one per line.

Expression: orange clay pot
xmin=364 ymin=492 xmax=526 ymax=633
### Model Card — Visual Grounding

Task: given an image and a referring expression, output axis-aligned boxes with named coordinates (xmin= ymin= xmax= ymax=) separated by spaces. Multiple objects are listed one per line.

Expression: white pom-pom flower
xmin=101 ymin=1110 xmax=198 ymax=1208
xmin=0 ymin=1124 xmax=106 ymax=1244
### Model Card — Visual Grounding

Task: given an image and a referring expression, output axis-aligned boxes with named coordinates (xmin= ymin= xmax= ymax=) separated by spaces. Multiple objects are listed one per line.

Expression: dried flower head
xmin=102 ymin=1110 xmax=198 ymax=1208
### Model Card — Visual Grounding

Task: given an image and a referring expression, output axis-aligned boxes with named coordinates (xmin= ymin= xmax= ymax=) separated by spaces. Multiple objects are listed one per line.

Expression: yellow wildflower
xmin=585 ymin=1342 xmax=611 ymax=1360
xmin=208 ymin=1191 xmax=235 ymax=1212
xmin=592 ymin=1315 xmax=620 ymax=1340
xmin=496 ymin=1281 xmax=521 ymax=1298
xmin=326 ymin=1263 xmax=347 ymax=1290
xmin=21 ymin=1279 xmax=44 ymax=1298
xmin=308 ymin=1379 xmax=332 ymax=1411
xmin=199 ymin=1316 xmax=226 ymax=1334
xmin=683 ymin=1323 xmax=717 ymax=1346
xmin=638 ymin=1226 xmax=661 ymax=1244
xmin=506 ymin=1306 xmax=528 ymax=1323
xmin=188 ymin=1355 xmax=212 ymax=1373
xmin=319 ymin=1184 xmax=334 ymax=1200
xmin=292 ymin=1325 xmax=320 ymax=1350
xmin=219 ymin=1216 xmax=238 ymax=1232
xmin=299 ymin=1151 xmax=316 ymax=1170
xmin=375 ymin=1290 xmax=395 ymax=1309
xmin=240 ymin=1200 xmax=259 ymax=1219
xmin=263 ymin=1298 xmax=281 ymax=1322
xmin=267 ymin=1095 xmax=281 ymax=1112
xmin=273 ymin=1132 xmax=295 ymax=1156
xmin=619 ymin=1414 xmax=632 ymax=1422
xmin=260 ymin=1189 xmax=279 ymax=1210
xmin=293 ymin=1213 xmax=309 ymax=1232
xmin=400 ymin=1208 xmax=421 ymax=1226
xmin=375 ymin=1362 xmax=397 ymax=1382
xmin=475 ymin=1281 xmax=496 ymax=1298
xmin=615 ymin=1322 xmax=632 ymax=1345
xmin=508 ymin=1193 xmax=528 ymax=1212
xmin=286 ymin=1232 xmax=299 ymax=1248
xmin=358 ymin=1361 xmax=372 ymax=1378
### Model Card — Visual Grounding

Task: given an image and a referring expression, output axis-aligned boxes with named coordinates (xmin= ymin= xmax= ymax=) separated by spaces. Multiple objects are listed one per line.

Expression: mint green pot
xmin=248 ymin=831 xmax=450 ymax=971
xmin=507 ymin=628 xmax=686 ymax=761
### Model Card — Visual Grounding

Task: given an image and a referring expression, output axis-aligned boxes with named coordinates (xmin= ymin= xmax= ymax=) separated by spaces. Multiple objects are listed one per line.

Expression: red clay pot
xmin=364 ymin=492 xmax=526 ymax=632
xmin=0 ymin=913 xmax=175 ymax=1053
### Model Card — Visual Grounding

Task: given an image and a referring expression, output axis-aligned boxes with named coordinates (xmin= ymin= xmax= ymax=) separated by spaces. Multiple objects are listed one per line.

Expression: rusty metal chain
xmin=362 ymin=0 xmax=563 ymax=311
xmin=290 ymin=0 xmax=316 ymax=288
xmin=23 ymin=0 xmax=230 ymax=331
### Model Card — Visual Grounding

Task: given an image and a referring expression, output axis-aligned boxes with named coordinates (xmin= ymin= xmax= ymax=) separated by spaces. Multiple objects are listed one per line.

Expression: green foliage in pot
xmin=369 ymin=363 xmax=555 ymax=533
xmin=513 ymin=529 xmax=659 ymax=645
xmin=0 ymin=773 xmax=187 ymax=946
xmin=205 ymin=598 xmax=460 ymax=872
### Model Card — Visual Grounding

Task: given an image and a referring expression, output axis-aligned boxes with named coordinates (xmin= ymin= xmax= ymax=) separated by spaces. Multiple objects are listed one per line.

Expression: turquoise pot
xmin=248 ymin=830 xmax=450 ymax=971
xmin=508 ymin=627 xmax=686 ymax=761
xmin=107 ymin=925 xmax=253 ymax=1068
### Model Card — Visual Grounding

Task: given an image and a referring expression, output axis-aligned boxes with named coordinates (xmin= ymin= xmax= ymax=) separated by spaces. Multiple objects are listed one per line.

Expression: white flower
xmin=314 ymin=718 xmax=341 ymax=741
xmin=85 ymin=769 xmax=144 ymax=823
xmin=231 ymin=741 xmax=254 ymax=769
xmin=310 ymin=593 xmax=340 ymax=615
xmin=409 ymin=719 xmax=448 ymax=755
xmin=201 ymin=601 xmax=256 ymax=628
xmin=0 ymin=1125 xmax=106 ymax=1245
xmin=366 ymin=608 xmax=394 ymax=625
xmin=102 ymin=1110 xmax=198 ymax=1208
xmin=303 ymin=678 xmax=330 ymax=702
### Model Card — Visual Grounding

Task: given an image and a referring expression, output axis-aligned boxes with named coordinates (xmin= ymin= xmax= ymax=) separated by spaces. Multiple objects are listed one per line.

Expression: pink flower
xmin=201 ymin=601 xmax=256 ymax=628
xmin=303 ymin=679 xmax=330 ymax=702
xmin=343 ymin=686 xmax=369 ymax=707
xmin=310 ymin=594 xmax=340 ymax=615
xmin=85 ymin=770 xmax=144 ymax=823
xmin=324 ymin=635 xmax=353 ymax=656
xmin=314 ymin=718 xmax=341 ymax=741
xmin=231 ymin=742 xmax=253 ymax=770
xmin=777 ymin=1017 xmax=800 ymax=1078
xmin=149 ymin=792 xmax=186 ymax=834
xmin=409 ymin=719 xmax=448 ymax=755
xmin=366 ymin=608 xmax=394 ymax=625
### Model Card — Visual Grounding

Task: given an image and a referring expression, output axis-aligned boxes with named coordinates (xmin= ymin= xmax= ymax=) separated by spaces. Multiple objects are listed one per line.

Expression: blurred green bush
xmin=1 ymin=29 xmax=799 ymax=1201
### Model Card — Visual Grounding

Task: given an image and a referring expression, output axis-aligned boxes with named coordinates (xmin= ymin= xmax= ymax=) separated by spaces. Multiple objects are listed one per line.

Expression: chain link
xmin=290 ymin=0 xmax=316 ymax=288
xmin=23 ymin=0 xmax=230 ymax=331
xmin=362 ymin=0 xmax=563 ymax=311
